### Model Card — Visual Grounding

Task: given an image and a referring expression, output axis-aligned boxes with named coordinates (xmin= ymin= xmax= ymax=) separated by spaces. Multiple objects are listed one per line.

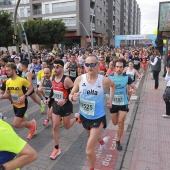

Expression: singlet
xmin=69 ymin=62 xmax=78 ymax=78
xmin=109 ymin=73 xmax=133 ymax=105
xmin=79 ymin=74 xmax=105 ymax=119
xmin=0 ymin=67 xmax=7 ymax=83
xmin=126 ymin=68 xmax=135 ymax=82
xmin=33 ymin=63 xmax=41 ymax=76
xmin=78 ymin=55 xmax=85 ymax=66
xmin=21 ymin=71 xmax=28 ymax=79
xmin=43 ymin=78 xmax=52 ymax=98
xmin=51 ymin=75 xmax=69 ymax=102
xmin=99 ymin=63 xmax=107 ymax=72
xmin=0 ymin=119 xmax=26 ymax=165
xmin=64 ymin=62 xmax=69 ymax=76
xmin=141 ymin=56 xmax=148 ymax=64
xmin=6 ymin=76 xmax=30 ymax=108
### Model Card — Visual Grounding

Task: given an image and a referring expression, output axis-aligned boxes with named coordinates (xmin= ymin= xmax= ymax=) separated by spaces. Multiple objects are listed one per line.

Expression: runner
xmin=0 ymin=115 xmax=37 ymax=169
xmin=0 ymin=62 xmax=36 ymax=139
xmin=69 ymin=55 xmax=115 ymax=170
xmin=47 ymin=59 xmax=79 ymax=160
xmin=109 ymin=58 xmax=137 ymax=151
xmin=20 ymin=61 xmax=45 ymax=114
xmin=38 ymin=67 xmax=53 ymax=126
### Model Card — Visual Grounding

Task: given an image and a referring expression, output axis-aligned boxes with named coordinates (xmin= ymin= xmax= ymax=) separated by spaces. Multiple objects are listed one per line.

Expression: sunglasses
xmin=85 ymin=63 xmax=98 ymax=67
xmin=54 ymin=64 xmax=63 ymax=69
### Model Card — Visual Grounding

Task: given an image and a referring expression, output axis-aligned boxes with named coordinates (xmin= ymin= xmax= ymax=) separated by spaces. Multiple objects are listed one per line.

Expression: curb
xmin=113 ymin=73 xmax=145 ymax=170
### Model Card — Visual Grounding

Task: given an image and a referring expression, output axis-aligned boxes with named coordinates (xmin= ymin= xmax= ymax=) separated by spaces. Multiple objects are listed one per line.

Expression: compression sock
xmin=55 ymin=145 xmax=59 ymax=149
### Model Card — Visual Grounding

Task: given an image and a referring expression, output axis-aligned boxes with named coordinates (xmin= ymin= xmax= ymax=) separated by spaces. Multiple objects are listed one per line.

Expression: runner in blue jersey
xmin=109 ymin=58 xmax=137 ymax=151
xmin=69 ymin=55 xmax=115 ymax=170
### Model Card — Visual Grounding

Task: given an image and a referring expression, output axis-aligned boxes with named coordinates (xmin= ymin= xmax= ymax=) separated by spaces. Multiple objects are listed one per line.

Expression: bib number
xmin=134 ymin=60 xmax=139 ymax=65
xmin=112 ymin=95 xmax=124 ymax=105
xmin=53 ymin=90 xmax=63 ymax=101
xmin=70 ymin=71 xmax=76 ymax=77
xmin=80 ymin=99 xmax=95 ymax=116
xmin=44 ymin=89 xmax=51 ymax=98
xmin=11 ymin=94 xmax=19 ymax=102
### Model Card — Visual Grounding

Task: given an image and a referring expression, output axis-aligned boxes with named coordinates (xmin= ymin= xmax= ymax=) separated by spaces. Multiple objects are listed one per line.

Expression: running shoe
xmin=27 ymin=119 xmax=37 ymax=139
xmin=99 ymin=136 xmax=109 ymax=153
xmin=60 ymin=118 xmax=63 ymax=128
xmin=50 ymin=148 xmax=61 ymax=160
xmin=43 ymin=119 xmax=49 ymax=126
xmin=40 ymin=104 xmax=45 ymax=114
xmin=116 ymin=141 xmax=123 ymax=151
xmin=74 ymin=113 xmax=81 ymax=123
xmin=151 ymin=88 xmax=158 ymax=91
xmin=162 ymin=114 xmax=170 ymax=118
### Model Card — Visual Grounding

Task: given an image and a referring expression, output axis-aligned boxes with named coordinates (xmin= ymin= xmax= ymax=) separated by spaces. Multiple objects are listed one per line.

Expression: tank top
xmin=52 ymin=75 xmax=69 ymax=102
xmin=78 ymin=55 xmax=85 ymax=66
xmin=69 ymin=62 xmax=78 ymax=78
xmin=79 ymin=74 xmax=105 ymax=119
xmin=21 ymin=71 xmax=28 ymax=79
xmin=43 ymin=78 xmax=52 ymax=98
xmin=99 ymin=63 xmax=106 ymax=72
xmin=33 ymin=64 xmax=41 ymax=76
xmin=126 ymin=68 xmax=135 ymax=81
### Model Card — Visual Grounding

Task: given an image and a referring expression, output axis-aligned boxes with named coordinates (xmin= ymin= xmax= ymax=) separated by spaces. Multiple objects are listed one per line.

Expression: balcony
xmin=52 ymin=6 xmax=76 ymax=13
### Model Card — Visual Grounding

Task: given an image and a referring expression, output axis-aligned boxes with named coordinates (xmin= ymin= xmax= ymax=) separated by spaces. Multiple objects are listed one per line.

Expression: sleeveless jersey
xmin=109 ymin=73 xmax=133 ymax=105
xmin=51 ymin=75 xmax=69 ymax=102
xmin=21 ymin=71 xmax=28 ymax=79
xmin=99 ymin=63 xmax=107 ymax=72
xmin=79 ymin=74 xmax=105 ymax=119
xmin=126 ymin=68 xmax=135 ymax=81
xmin=33 ymin=64 xmax=41 ymax=76
xmin=69 ymin=62 xmax=78 ymax=78
xmin=43 ymin=78 xmax=52 ymax=98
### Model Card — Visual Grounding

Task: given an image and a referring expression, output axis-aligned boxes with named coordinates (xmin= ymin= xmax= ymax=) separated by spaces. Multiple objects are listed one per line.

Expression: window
xmin=52 ymin=1 xmax=76 ymax=13
xmin=27 ymin=8 xmax=30 ymax=17
xmin=103 ymin=1 xmax=105 ymax=6
xmin=20 ymin=8 xmax=24 ymax=17
xmin=103 ymin=12 xmax=105 ymax=17
xmin=45 ymin=4 xmax=49 ymax=14
xmin=62 ymin=17 xmax=76 ymax=26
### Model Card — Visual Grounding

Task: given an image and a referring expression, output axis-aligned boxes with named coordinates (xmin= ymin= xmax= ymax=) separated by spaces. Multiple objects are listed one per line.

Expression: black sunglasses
xmin=85 ymin=63 xmax=98 ymax=67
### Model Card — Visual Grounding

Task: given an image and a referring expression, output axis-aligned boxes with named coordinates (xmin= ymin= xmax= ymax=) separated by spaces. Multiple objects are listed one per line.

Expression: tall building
xmin=0 ymin=0 xmax=141 ymax=47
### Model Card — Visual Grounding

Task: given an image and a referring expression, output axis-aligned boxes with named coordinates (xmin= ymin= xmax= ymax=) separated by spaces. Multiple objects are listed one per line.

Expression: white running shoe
xmin=99 ymin=136 xmax=109 ymax=153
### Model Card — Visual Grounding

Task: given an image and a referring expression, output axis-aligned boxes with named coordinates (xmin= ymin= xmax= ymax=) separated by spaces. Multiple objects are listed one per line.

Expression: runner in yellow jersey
xmin=0 ymin=62 xmax=36 ymax=139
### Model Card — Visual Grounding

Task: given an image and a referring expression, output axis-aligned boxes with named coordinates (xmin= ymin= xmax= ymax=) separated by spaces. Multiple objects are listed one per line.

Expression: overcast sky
xmin=136 ymin=0 xmax=170 ymax=34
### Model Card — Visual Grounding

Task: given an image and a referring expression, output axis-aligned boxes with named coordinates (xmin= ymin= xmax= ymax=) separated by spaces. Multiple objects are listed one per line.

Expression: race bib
xmin=44 ymin=89 xmax=51 ymax=98
xmin=112 ymin=95 xmax=124 ymax=105
xmin=142 ymin=60 xmax=146 ymax=63
xmin=70 ymin=71 xmax=76 ymax=77
xmin=80 ymin=99 xmax=95 ymax=116
xmin=52 ymin=90 xmax=63 ymax=101
xmin=134 ymin=60 xmax=139 ymax=65
xmin=11 ymin=94 xmax=19 ymax=102
xmin=0 ymin=75 xmax=7 ymax=79
xmin=127 ymin=74 xmax=134 ymax=81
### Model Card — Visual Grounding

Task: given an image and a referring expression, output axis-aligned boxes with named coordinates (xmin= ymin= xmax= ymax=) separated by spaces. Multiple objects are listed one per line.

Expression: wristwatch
xmin=0 ymin=165 xmax=5 ymax=170
xmin=25 ymin=94 xmax=28 ymax=98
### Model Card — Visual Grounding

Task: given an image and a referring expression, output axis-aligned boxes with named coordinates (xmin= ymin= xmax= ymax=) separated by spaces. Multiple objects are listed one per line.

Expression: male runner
xmin=0 ymin=62 xmax=36 ymax=139
xmin=47 ymin=59 xmax=79 ymax=160
xmin=109 ymin=59 xmax=137 ymax=151
xmin=0 ymin=116 xmax=37 ymax=170
xmin=69 ymin=55 xmax=115 ymax=170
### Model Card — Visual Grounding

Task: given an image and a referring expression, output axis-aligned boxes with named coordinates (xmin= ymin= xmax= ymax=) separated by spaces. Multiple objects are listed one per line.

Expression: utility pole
xmin=14 ymin=0 xmax=21 ymax=53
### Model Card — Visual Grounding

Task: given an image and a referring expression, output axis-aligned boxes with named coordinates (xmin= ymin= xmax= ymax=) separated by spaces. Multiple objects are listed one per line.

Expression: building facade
xmin=0 ymin=0 xmax=141 ymax=47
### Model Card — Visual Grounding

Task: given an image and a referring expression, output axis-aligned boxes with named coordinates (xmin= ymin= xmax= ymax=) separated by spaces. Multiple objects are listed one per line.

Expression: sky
xmin=136 ymin=0 xmax=170 ymax=34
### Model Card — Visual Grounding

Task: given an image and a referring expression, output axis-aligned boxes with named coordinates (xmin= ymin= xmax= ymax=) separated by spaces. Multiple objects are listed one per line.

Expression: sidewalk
xmin=121 ymin=69 xmax=169 ymax=170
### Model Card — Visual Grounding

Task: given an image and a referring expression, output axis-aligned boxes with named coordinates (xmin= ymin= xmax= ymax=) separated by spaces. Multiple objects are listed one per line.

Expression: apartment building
xmin=0 ymin=0 xmax=141 ymax=47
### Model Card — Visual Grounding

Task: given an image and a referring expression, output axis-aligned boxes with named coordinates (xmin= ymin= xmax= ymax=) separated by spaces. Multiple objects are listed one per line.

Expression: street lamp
xmin=14 ymin=0 xmax=21 ymax=53
xmin=77 ymin=18 xmax=90 ymax=38
xmin=90 ymin=0 xmax=98 ymax=50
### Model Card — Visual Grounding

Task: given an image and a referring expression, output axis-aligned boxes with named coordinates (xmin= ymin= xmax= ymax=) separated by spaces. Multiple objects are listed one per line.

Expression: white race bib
xmin=134 ymin=60 xmax=139 ymax=65
xmin=11 ymin=94 xmax=19 ymax=102
xmin=80 ymin=99 xmax=95 ymax=116
xmin=53 ymin=90 xmax=63 ymax=101
xmin=70 ymin=71 xmax=76 ymax=77
xmin=112 ymin=95 xmax=124 ymax=105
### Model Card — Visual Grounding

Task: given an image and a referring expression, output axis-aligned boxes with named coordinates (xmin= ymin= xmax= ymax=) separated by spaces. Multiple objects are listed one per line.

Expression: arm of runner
xmin=135 ymin=69 xmax=141 ymax=79
xmin=0 ymin=89 xmax=10 ymax=100
xmin=26 ymin=72 xmax=33 ymax=84
xmin=38 ymin=78 xmax=44 ymax=92
xmin=3 ymin=143 xmax=37 ymax=170
xmin=69 ymin=76 xmax=81 ymax=102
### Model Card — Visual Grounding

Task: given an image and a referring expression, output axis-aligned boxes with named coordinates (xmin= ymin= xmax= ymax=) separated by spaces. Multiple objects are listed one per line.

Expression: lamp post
xmin=90 ymin=0 xmax=98 ymax=50
xmin=14 ymin=0 xmax=21 ymax=53
xmin=140 ymin=25 xmax=146 ymax=34
xmin=77 ymin=18 xmax=90 ymax=38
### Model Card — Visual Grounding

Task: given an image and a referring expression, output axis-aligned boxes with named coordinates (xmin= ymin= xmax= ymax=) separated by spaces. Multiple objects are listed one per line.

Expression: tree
xmin=23 ymin=19 xmax=67 ymax=46
xmin=0 ymin=10 xmax=13 ymax=49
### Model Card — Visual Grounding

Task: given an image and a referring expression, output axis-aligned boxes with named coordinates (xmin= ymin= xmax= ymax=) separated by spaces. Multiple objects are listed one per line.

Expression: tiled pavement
xmin=122 ymin=68 xmax=169 ymax=170
xmin=1 ymin=70 xmax=149 ymax=170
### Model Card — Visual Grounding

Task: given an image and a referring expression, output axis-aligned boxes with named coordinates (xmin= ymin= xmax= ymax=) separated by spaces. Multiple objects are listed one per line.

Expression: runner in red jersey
xmin=140 ymin=52 xmax=148 ymax=76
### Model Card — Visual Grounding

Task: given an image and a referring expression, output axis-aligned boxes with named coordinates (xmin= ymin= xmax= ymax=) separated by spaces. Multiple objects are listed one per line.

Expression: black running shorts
xmin=52 ymin=100 xmax=73 ymax=117
xmin=80 ymin=114 xmax=107 ymax=130
xmin=110 ymin=104 xmax=129 ymax=114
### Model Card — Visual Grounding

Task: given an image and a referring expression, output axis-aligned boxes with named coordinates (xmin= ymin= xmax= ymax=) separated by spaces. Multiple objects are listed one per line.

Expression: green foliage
xmin=0 ymin=10 xmax=13 ymax=48
xmin=23 ymin=19 xmax=67 ymax=45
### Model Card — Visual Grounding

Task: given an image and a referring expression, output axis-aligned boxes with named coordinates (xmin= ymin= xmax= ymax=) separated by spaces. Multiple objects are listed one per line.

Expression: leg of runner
xmin=62 ymin=114 xmax=76 ymax=129
xmin=50 ymin=113 xmax=61 ymax=160
xmin=85 ymin=123 xmax=104 ymax=170
xmin=30 ymin=93 xmax=45 ymax=114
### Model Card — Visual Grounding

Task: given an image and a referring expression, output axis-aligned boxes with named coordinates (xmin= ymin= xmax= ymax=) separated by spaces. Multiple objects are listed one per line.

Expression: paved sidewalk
xmin=122 ymin=69 xmax=169 ymax=170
